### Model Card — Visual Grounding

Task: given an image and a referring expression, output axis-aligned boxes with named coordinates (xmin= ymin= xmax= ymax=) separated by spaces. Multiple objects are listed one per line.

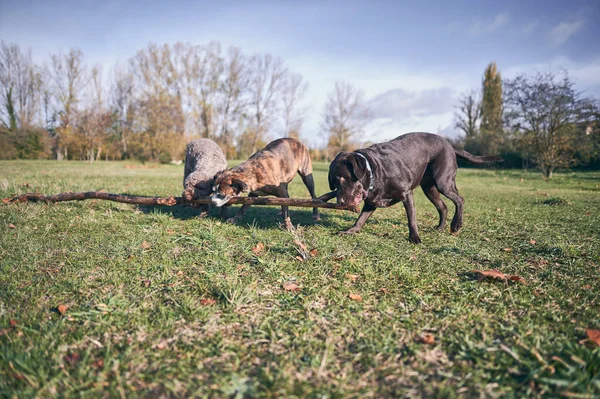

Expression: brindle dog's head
xmin=328 ymin=152 xmax=369 ymax=207
xmin=211 ymin=170 xmax=248 ymax=207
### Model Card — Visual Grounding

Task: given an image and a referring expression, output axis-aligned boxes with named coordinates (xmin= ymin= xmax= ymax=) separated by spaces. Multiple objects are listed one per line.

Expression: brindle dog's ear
xmin=231 ymin=179 xmax=248 ymax=194
xmin=346 ymin=154 xmax=367 ymax=182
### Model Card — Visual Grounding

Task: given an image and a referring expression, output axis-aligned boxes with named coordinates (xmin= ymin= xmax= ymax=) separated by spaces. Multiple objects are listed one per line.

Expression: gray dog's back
xmin=183 ymin=139 xmax=227 ymax=200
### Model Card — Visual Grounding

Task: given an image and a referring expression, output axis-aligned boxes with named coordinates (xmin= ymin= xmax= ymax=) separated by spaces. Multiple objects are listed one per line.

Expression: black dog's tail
xmin=453 ymin=148 xmax=503 ymax=164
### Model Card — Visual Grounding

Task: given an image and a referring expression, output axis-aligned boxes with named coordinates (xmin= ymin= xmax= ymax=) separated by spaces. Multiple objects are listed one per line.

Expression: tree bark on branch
xmin=4 ymin=191 xmax=360 ymax=212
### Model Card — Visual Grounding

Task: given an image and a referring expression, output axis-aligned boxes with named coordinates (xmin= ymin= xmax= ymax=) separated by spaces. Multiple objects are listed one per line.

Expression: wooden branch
xmin=3 ymin=191 xmax=360 ymax=213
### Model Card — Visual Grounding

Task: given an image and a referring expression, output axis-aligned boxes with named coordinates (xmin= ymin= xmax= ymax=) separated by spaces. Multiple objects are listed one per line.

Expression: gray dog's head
xmin=328 ymin=152 xmax=369 ymax=207
xmin=182 ymin=172 xmax=214 ymax=202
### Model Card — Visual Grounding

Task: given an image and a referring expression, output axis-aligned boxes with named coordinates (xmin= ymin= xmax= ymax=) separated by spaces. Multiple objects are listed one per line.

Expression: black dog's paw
xmin=408 ymin=235 xmax=422 ymax=244
xmin=338 ymin=228 xmax=358 ymax=236
xmin=226 ymin=217 xmax=238 ymax=224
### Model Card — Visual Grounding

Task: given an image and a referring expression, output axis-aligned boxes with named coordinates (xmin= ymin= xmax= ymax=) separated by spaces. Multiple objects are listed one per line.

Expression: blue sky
xmin=1 ymin=0 xmax=599 ymax=145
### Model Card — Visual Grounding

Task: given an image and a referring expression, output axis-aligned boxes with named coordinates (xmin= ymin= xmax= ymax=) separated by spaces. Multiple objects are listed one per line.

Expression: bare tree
xmin=129 ymin=43 xmax=186 ymax=161
xmin=321 ymin=81 xmax=370 ymax=158
xmin=108 ymin=63 xmax=134 ymax=157
xmin=49 ymin=49 xmax=89 ymax=159
xmin=246 ymin=53 xmax=288 ymax=154
xmin=504 ymin=70 xmax=598 ymax=178
xmin=281 ymin=72 xmax=308 ymax=139
xmin=454 ymin=90 xmax=481 ymax=139
xmin=0 ymin=41 xmax=42 ymax=129
xmin=179 ymin=41 xmax=223 ymax=140
xmin=215 ymin=47 xmax=248 ymax=158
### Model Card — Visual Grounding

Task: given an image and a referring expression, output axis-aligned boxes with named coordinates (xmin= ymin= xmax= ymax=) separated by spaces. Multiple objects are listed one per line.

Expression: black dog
xmin=321 ymin=132 xmax=502 ymax=243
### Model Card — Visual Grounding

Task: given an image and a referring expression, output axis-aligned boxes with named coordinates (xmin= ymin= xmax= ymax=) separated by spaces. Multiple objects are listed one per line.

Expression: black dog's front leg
xmin=317 ymin=191 xmax=337 ymax=202
xmin=339 ymin=202 xmax=377 ymax=235
xmin=402 ymin=191 xmax=421 ymax=244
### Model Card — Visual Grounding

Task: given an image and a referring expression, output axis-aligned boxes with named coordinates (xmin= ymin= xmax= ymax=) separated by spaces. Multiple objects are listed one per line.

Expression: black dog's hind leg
xmin=421 ymin=180 xmax=448 ymax=230
xmin=339 ymin=201 xmax=377 ymax=235
xmin=436 ymin=183 xmax=464 ymax=233
xmin=300 ymin=173 xmax=320 ymax=221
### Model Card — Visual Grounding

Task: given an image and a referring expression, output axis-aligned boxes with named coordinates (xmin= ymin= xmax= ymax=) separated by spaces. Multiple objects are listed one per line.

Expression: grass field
xmin=1 ymin=160 xmax=599 ymax=398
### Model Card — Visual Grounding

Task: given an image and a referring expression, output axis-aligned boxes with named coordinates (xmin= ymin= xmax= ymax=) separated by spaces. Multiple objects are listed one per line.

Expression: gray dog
xmin=182 ymin=138 xmax=228 ymax=218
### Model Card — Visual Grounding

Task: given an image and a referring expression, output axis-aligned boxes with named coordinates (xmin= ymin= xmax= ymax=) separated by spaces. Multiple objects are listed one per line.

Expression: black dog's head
xmin=328 ymin=152 xmax=369 ymax=207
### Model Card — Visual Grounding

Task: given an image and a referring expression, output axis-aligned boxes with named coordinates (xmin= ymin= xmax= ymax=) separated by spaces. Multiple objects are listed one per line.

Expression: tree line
xmin=454 ymin=62 xmax=600 ymax=178
xmin=2 ymin=39 xmax=598 ymax=178
xmin=0 ymin=40 xmax=367 ymax=163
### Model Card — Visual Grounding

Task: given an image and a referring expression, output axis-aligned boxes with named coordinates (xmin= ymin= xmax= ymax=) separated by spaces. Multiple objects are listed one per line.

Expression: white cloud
xmin=503 ymin=56 xmax=600 ymax=90
xmin=548 ymin=19 xmax=585 ymax=46
xmin=523 ymin=20 xmax=539 ymax=34
xmin=468 ymin=12 xmax=510 ymax=36
xmin=368 ymin=88 xmax=457 ymax=120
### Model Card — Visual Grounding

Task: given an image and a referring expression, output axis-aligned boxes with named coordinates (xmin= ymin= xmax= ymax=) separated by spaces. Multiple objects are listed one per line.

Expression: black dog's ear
xmin=328 ymin=169 xmax=336 ymax=191
xmin=231 ymin=179 xmax=248 ymax=194
xmin=213 ymin=171 xmax=223 ymax=181
xmin=346 ymin=154 xmax=367 ymax=182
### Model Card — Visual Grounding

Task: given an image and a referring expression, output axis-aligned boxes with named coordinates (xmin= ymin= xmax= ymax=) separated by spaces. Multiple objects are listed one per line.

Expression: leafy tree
xmin=480 ymin=62 xmax=504 ymax=154
xmin=504 ymin=70 xmax=598 ymax=178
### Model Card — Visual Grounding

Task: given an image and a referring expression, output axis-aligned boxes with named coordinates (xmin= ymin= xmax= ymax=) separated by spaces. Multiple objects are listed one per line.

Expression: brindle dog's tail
xmin=453 ymin=147 xmax=503 ymax=164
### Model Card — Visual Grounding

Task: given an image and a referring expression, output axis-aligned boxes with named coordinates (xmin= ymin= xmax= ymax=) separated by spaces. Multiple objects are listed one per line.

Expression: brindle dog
xmin=211 ymin=138 xmax=319 ymax=230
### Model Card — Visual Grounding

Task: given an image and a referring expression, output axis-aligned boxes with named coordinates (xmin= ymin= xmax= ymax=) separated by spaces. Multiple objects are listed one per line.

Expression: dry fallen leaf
xmin=349 ymin=293 xmax=363 ymax=302
xmin=283 ymin=282 xmax=300 ymax=292
xmin=200 ymin=298 xmax=216 ymax=306
xmin=295 ymin=256 xmax=305 ymax=262
xmin=176 ymin=270 xmax=184 ymax=276
xmin=310 ymin=248 xmax=318 ymax=257
xmin=482 ymin=237 xmax=490 ymax=242
xmin=345 ymin=274 xmax=359 ymax=282
xmin=142 ymin=280 xmax=151 ymax=287
xmin=8 ymin=223 xmax=16 ymax=229
xmin=529 ymin=239 xmax=536 ymax=245
xmin=140 ymin=241 xmax=150 ymax=250
xmin=502 ymin=247 xmax=512 ymax=252
xmin=93 ymin=359 xmax=104 ymax=368
xmin=471 ymin=269 xmax=526 ymax=284
xmin=64 ymin=353 xmax=80 ymax=365
xmin=294 ymin=240 xmax=308 ymax=252
xmin=379 ymin=288 xmax=391 ymax=294
xmin=251 ymin=242 xmax=265 ymax=255
xmin=582 ymin=284 xmax=592 ymax=290
xmin=57 ymin=304 xmax=69 ymax=315
xmin=586 ymin=329 xmax=600 ymax=346
xmin=419 ymin=334 xmax=435 ymax=345
xmin=9 ymin=319 xmax=17 ymax=327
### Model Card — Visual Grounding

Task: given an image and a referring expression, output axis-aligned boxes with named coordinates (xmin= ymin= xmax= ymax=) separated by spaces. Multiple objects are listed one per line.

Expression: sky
xmin=1 ymin=0 xmax=599 ymax=146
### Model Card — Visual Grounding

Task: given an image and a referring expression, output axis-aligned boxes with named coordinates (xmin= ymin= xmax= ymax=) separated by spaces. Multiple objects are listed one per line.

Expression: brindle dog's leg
xmin=276 ymin=183 xmax=294 ymax=231
xmin=339 ymin=201 xmax=377 ymax=235
xmin=227 ymin=193 xmax=258 ymax=224
xmin=300 ymin=173 xmax=320 ymax=221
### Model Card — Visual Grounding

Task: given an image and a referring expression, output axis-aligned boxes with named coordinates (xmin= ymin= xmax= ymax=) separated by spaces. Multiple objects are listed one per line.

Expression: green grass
xmin=1 ymin=160 xmax=599 ymax=398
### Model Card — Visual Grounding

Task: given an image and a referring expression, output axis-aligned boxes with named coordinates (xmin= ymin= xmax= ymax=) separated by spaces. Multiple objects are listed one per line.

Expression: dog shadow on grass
xmin=136 ymin=203 xmax=352 ymax=230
